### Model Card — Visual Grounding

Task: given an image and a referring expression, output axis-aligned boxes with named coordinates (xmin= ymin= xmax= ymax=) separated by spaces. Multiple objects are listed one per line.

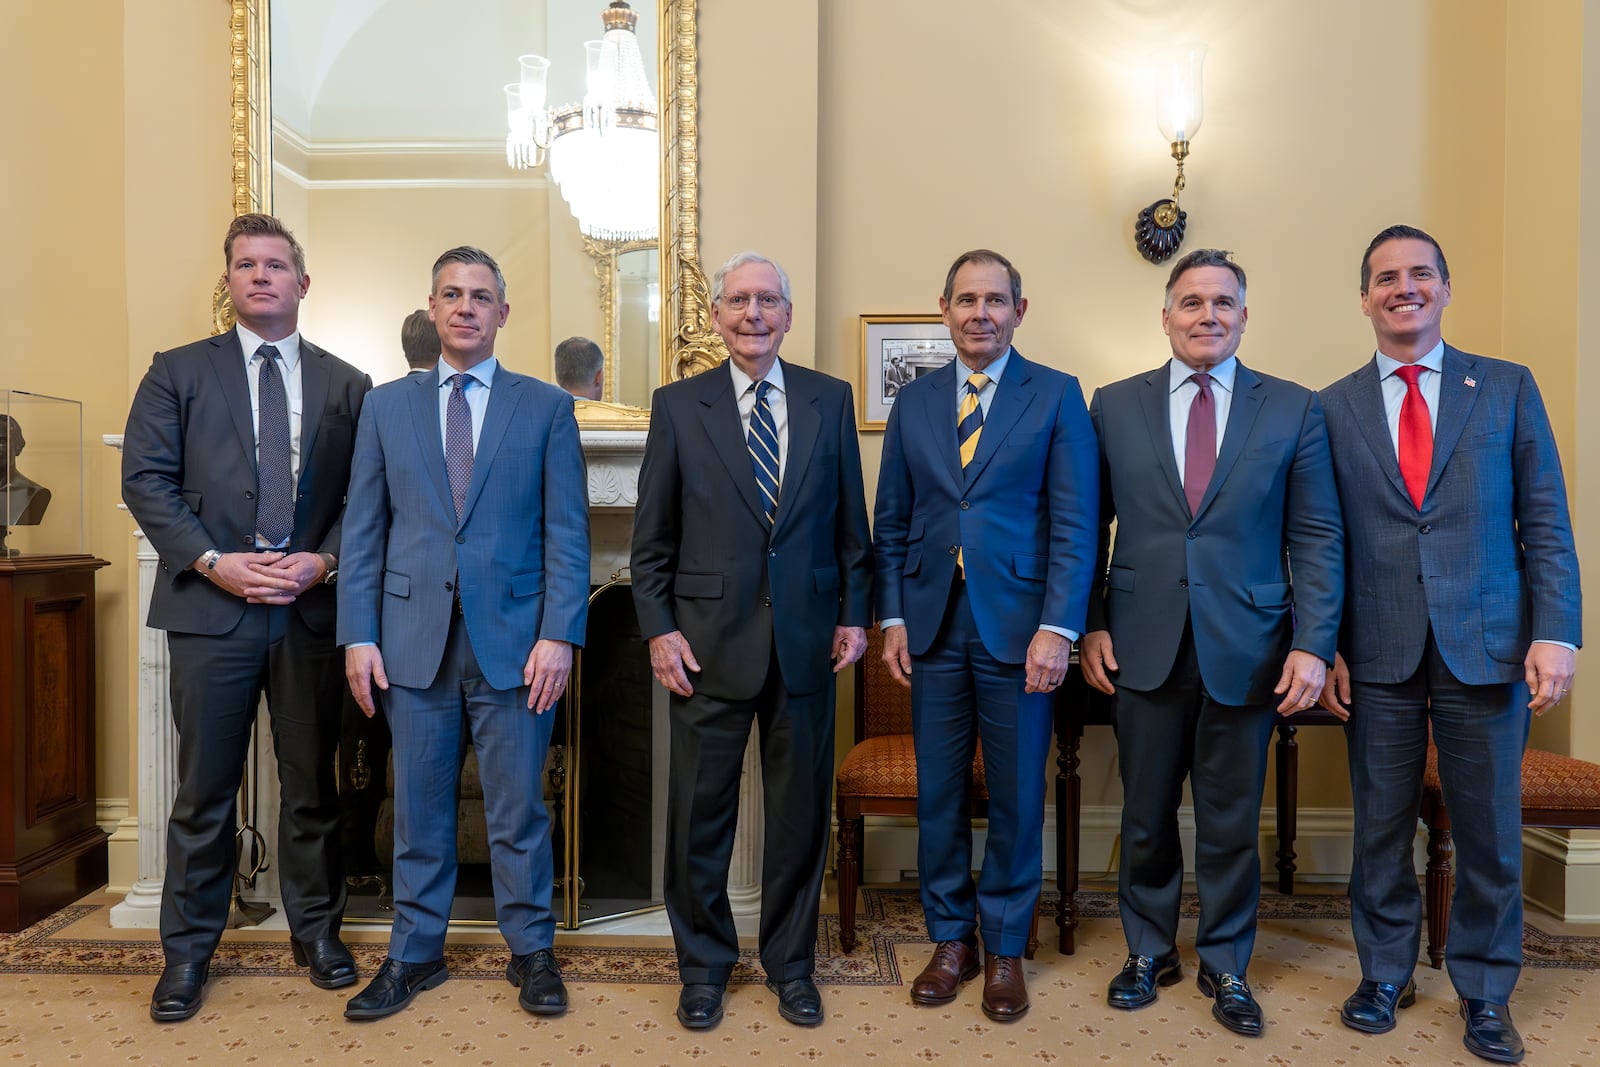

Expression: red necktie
xmin=1183 ymin=372 xmax=1215 ymax=517
xmin=1395 ymin=364 xmax=1432 ymax=509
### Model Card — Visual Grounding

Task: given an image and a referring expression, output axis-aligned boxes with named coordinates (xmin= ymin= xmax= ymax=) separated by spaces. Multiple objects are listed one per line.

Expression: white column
xmin=107 ymin=435 xmax=175 ymax=927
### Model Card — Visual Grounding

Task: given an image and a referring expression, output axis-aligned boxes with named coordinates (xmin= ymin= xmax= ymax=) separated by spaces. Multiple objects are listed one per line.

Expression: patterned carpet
xmin=5 ymin=889 xmax=1597 ymax=981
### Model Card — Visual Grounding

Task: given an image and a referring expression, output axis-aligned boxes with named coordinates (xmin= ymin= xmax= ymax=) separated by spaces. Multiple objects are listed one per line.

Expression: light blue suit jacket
xmin=872 ymin=350 xmax=1099 ymax=663
xmin=337 ymin=366 xmax=590 ymax=691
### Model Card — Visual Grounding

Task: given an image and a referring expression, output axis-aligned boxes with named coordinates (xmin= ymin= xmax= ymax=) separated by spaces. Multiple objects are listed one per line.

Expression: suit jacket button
xmin=763 ymin=595 xmax=772 ymax=607
xmin=960 ymin=500 xmax=970 ymax=509
xmin=245 ymin=490 xmax=254 ymax=500
xmin=444 ymin=581 xmax=454 ymax=592
xmin=456 ymin=534 xmax=466 ymax=544
xmin=242 ymin=537 xmax=253 ymax=545
xmin=948 ymin=545 xmax=958 ymax=555
xmin=1417 ymin=574 xmax=1425 ymax=583
xmin=768 ymin=550 xmax=777 ymax=558
xmin=1179 ymin=577 xmax=1188 ymax=587
xmin=1419 ymin=524 xmax=1431 ymax=534
xmin=1186 ymin=530 xmax=1198 ymax=540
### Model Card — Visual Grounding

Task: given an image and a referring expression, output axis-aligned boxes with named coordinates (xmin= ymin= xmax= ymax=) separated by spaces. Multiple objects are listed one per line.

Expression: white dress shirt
xmin=728 ymin=357 xmax=790 ymax=480
xmin=1375 ymin=340 xmax=1445 ymax=443
xmin=1167 ymin=355 xmax=1237 ymax=485
xmin=237 ymin=324 xmax=304 ymax=549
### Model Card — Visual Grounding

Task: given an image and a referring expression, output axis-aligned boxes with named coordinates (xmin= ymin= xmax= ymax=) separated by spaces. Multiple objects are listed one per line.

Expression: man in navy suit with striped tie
xmin=632 ymin=252 xmax=873 ymax=1031
xmin=873 ymin=249 xmax=1099 ymax=1022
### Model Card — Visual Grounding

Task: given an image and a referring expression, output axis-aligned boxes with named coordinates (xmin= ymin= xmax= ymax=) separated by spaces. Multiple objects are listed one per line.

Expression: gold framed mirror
xmin=222 ymin=0 xmax=721 ymax=429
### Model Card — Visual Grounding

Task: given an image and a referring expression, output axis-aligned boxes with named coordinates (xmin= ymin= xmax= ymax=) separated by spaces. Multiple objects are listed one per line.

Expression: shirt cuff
xmin=1533 ymin=639 xmax=1578 ymax=652
xmin=346 ymin=641 xmax=376 ymax=649
xmin=880 ymin=619 xmax=905 ymax=631
xmin=1038 ymin=624 xmax=1079 ymax=643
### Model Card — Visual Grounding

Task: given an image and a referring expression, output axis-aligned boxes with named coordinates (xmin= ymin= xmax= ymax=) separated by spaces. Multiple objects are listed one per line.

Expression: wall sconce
xmin=1134 ymin=47 xmax=1205 ymax=264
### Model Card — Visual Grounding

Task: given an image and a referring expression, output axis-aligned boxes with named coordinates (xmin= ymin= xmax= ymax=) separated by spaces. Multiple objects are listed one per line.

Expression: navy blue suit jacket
xmin=1086 ymin=361 xmax=1344 ymax=706
xmin=336 ymin=366 xmax=590 ymax=691
xmin=1319 ymin=345 xmax=1581 ymax=684
xmin=873 ymin=350 xmax=1099 ymax=663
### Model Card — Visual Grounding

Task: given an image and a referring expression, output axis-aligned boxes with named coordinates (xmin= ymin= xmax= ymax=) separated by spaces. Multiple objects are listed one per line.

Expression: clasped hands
xmin=197 ymin=549 xmax=327 ymax=604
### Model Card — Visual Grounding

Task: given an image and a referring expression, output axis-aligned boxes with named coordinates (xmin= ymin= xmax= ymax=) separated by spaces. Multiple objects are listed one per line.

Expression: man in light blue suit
xmin=337 ymin=246 xmax=590 ymax=1021
xmin=1320 ymin=226 xmax=1580 ymax=1065
xmin=873 ymin=249 xmax=1099 ymax=1022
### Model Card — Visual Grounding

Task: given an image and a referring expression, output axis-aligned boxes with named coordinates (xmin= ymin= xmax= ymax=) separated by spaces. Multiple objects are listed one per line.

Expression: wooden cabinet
xmin=0 ymin=554 xmax=109 ymax=931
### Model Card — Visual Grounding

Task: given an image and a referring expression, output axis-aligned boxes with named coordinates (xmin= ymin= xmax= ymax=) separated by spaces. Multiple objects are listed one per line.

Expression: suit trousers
xmin=1345 ymin=630 xmax=1530 ymax=1002
xmin=162 ymin=601 xmax=345 ymax=963
xmin=664 ymin=649 xmax=834 ymax=985
xmin=911 ymin=582 xmax=1053 ymax=958
xmin=385 ymin=611 xmax=557 ymax=962
xmin=1112 ymin=619 xmax=1276 ymax=975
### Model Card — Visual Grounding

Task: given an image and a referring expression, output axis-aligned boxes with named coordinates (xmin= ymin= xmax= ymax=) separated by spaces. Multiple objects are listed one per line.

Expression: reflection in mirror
xmin=265 ymin=0 xmax=658 ymax=404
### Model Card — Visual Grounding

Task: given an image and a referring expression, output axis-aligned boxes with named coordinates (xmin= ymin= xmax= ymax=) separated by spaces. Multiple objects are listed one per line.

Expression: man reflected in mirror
xmin=122 ymin=213 xmax=371 ymax=1022
xmin=555 ymin=335 xmax=605 ymax=401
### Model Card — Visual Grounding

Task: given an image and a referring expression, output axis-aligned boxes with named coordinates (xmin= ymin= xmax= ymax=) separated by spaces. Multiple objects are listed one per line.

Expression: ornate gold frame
xmin=222 ymin=0 xmax=721 ymax=426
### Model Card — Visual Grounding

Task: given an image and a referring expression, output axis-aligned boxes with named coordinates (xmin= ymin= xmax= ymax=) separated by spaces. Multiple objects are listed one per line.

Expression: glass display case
xmin=0 ymin=390 xmax=83 ymax=557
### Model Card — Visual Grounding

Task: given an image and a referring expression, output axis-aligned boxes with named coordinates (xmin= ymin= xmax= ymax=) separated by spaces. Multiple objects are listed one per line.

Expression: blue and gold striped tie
xmin=955 ymin=372 xmax=990 ymax=575
xmin=748 ymin=379 xmax=780 ymax=526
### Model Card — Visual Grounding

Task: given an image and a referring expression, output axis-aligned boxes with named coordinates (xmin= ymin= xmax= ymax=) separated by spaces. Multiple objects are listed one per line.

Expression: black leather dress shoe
xmin=676 ymin=983 xmax=726 ymax=1030
xmin=766 ymin=977 xmax=823 ymax=1026
xmin=1107 ymin=952 xmax=1182 ymax=1010
xmin=1197 ymin=971 xmax=1264 ymax=1037
xmin=508 ymin=948 xmax=568 ymax=1016
xmin=290 ymin=936 xmax=358 ymax=990
xmin=150 ymin=961 xmax=209 ymax=1023
xmin=1460 ymin=999 xmax=1525 ymax=1064
xmin=1340 ymin=978 xmax=1416 ymax=1034
xmin=344 ymin=957 xmax=448 ymax=1020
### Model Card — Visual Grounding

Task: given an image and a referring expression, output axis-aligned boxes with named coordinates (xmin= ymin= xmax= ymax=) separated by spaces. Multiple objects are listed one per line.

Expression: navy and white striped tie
xmin=747 ymin=379 xmax=780 ymax=526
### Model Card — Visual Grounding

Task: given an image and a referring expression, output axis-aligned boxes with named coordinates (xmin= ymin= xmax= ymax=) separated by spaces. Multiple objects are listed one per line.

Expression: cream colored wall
xmin=701 ymin=0 xmax=1595 ymax=821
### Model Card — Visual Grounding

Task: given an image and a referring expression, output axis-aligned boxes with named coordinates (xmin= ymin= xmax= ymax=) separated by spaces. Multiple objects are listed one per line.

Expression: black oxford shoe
xmin=150 ymin=961 xmax=209 ymax=1023
xmin=1107 ymin=952 xmax=1182 ymax=1010
xmin=1340 ymin=978 xmax=1416 ymax=1034
xmin=290 ymin=936 xmax=358 ymax=990
xmin=1460 ymin=999 xmax=1525 ymax=1064
xmin=344 ymin=957 xmax=447 ymax=1020
xmin=508 ymin=948 xmax=568 ymax=1016
xmin=1197 ymin=971 xmax=1264 ymax=1037
xmin=676 ymin=983 xmax=726 ymax=1030
xmin=766 ymin=976 xmax=823 ymax=1026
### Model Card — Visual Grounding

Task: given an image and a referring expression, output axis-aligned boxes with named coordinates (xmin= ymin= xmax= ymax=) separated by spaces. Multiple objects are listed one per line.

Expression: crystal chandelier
xmin=505 ymin=1 xmax=660 ymax=243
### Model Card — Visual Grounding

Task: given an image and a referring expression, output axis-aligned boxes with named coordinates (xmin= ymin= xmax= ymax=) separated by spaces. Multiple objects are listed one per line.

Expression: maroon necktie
xmin=1395 ymin=364 xmax=1432 ymax=509
xmin=1184 ymin=372 xmax=1216 ymax=516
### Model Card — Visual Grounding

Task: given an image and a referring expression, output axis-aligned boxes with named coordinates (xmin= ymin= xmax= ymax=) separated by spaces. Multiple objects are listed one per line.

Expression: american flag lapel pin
xmin=1464 ymin=375 xmax=1477 ymax=388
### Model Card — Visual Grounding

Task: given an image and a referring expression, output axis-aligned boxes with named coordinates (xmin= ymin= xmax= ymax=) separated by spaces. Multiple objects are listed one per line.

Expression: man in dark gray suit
xmin=631 ymin=251 xmax=872 ymax=1032
xmin=1081 ymin=248 xmax=1343 ymax=1037
xmin=1320 ymin=225 xmax=1580 ymax=1065
xmin=122 ymin=213 xmax=371 ymax=1021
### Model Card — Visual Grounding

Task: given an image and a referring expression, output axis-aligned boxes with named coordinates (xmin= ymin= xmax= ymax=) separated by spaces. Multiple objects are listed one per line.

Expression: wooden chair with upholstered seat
xmin=834 ymin=627 xmax=1038 ymax=956
xmin=1420 ymin=743 xmax=1600 ymax=967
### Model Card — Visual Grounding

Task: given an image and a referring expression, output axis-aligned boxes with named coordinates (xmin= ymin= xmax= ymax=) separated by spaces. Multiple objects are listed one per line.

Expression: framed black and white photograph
xmin=859 ymin=314 xmax=956 ymax=430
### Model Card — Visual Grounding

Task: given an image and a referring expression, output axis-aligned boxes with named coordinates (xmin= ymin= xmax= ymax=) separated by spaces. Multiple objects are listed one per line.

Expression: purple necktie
xmin=446 ymin=373 xmax=473 ymax=521
xmin=254 ymin=345 xmax=294 ymax=545
xmin=1184 ymin=371 xmax=1216 ymax=517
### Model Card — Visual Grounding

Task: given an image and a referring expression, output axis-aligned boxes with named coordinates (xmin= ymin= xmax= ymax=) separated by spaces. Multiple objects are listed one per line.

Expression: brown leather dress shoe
xmin=910 ymin=939 xmax=980 ymax=1005
xmin=981 ymin=953 xmax=1029 ymax=1021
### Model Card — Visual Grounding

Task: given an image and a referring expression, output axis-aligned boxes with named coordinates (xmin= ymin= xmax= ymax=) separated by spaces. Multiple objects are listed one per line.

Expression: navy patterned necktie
xmin=446 ymin=372 xmax=473 ymax=521
xmin=254 ymin=344 xmax=294 ymax=546
xmin=747 ymin=379 xmax=780 ymax=526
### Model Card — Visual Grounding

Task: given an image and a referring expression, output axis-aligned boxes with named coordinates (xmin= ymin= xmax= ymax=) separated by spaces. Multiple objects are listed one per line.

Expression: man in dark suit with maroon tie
xmin=1081 ymin=248 xmax=1344 ymax=1038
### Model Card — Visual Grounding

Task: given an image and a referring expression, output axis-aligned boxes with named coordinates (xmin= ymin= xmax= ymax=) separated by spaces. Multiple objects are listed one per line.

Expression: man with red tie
xmin=1319 ymin=226 xmax=1581 ymax=1064
xmin=1080 ymin=248 xmax=1343 ymax=1037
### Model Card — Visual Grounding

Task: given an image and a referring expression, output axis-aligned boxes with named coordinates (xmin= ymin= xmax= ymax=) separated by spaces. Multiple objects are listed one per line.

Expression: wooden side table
xmin=0 ymin=553 xmax=110 ymax=931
